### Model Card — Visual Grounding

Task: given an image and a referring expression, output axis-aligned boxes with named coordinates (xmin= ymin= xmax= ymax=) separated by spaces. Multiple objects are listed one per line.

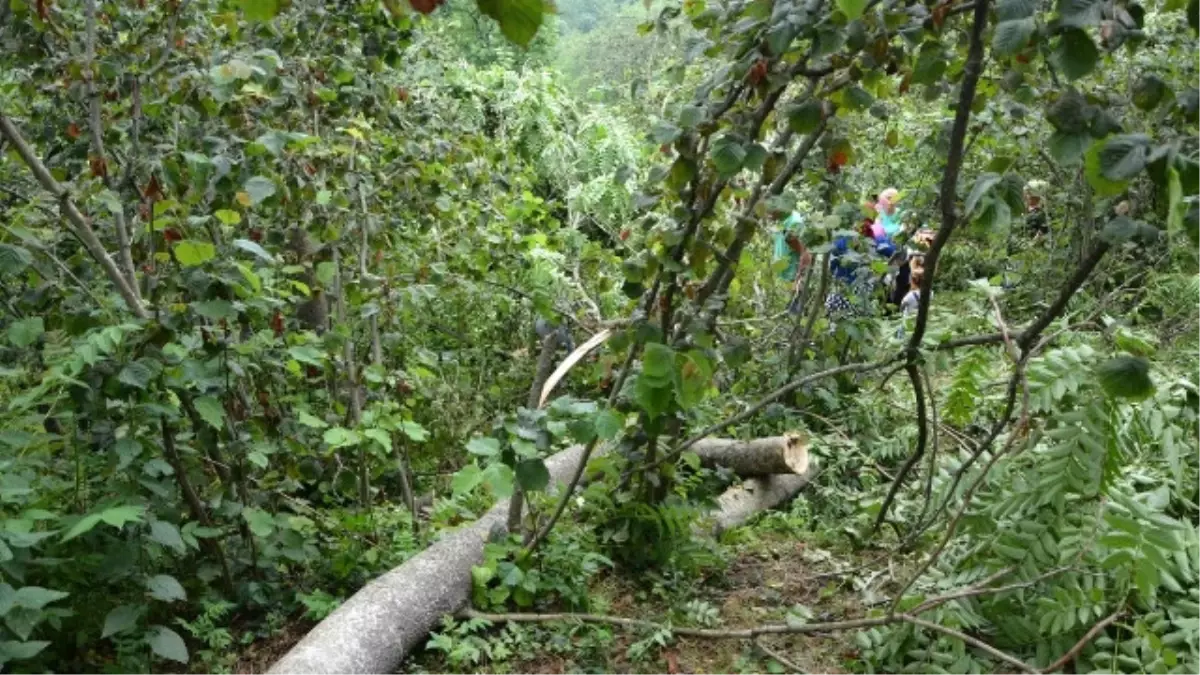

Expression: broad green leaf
xmin=842 ymin=86 xmax=873 ymax=111
xmin=1098 ymin=134 xmax=1150 ymax=181
xmin=1054 ymin=29 xmax=1098 ymax=80
xmin=650 ymin=122 xmax=682 ymax=144
xmin=146 ymin=574 xmax=186 ymax=603
xmin=1097 ymin=356 xmax=1154 ymax=400
xmin=288 ymin=345 xmax=325 ymax=366
xmin=710 ymin=136 xmax=747 ymax=177
xmin=1099 ymin=216 xmax=1139 ymax=244
xmin=1048 ymin=130 xmax=1090 ymax=166
xmin=214 ymin=209 xmax=241 ymax=225
xmin=678 ymin=104 xmax=705 ymax=128
xmin=102 ymin=605 xmax=141 ymax=638
xmin=466 ymin=437 xmax=501 ymax=457
xmin=911 ymin=44 xmax=947 ymax=86
xmin=400 ymin=420 xmax=429 ymax=442
xmin=148 ymin=521 xmax=186 ymax=553
xmin=316 ymin=261 xmax=337 ymax=286
xmin=1132 ymin=75 xmax=1170 ymax=111
xmin=476 ymin=0 xmax=545 ymax=47
xmin=233 ymin=239 xmax=275 ymax=262
xmin=594 ymin=409 xmax=623 ymax=440
xmin=118 ymin=359 xmax=159 ymax=390
xmin=242 ymin=507 xmax=275 ymax=537
xmin=514 ymin=459 xmax=550 ymax=493
xmin=193 ymin=300 xmax=237 ymax=320
xmin=174 ymin=240 xmax=216 ymax=267
xmin=147 ymin=625 xmax=189 ymax=663
xmin=62 ymin=514 xmax=103 ymax=542
xmin=1168 ymin=168 xmax=1185 ymax=233
xmin=13 ymin=586 xmax=68 ymax=610
xmin=241 ymin=0 xmax=280 ymax=21
xmin=363 ymin=428 xmax=391 ymax=452
xmin=965 ymin=173 xmax=1002 ymax=215
xmin=297 ymin=411 xmax=328 ymax=428
xmin=243 ymin=176 xmax=277 ymax=205
xmin=837 ymin=0 xmax=868 ymax=20
xmin=194 ymin=396 xmax=226 ymax=430
xmin=786 ymin=100 xmax=823 ymax=135
xmin=642 ymin=343 xmax=676 ymax=381
xmin=7 ymin=317 xmax=44 ymax=348
xmin=322 ymin=427 xmax=360 ymax=448
xmin=1084 ymin=141 xmax=1129 ymax=196
xmin=0 ymin=243 xmax=33 ymax=276
xmin=993 ymin=19 xmax=1035 ymax=57
xmin=0 ymin=640 xmax=50 ymax=661
xmin=483 ymin=463 xmax=514 ymax=499
xmin=676 ymin=351 xmax=713 ymax=410
xmin=451 ymin=463 xmax=484 ymax=497
xmin=100 ymin=505 xmax=145 ymax=528
xmin=996 ymin=0 xmax=1036 ymax=20
xmin=633 ymin=377 xmax=672 ymax=420
xmin=1058 ymin=0 xmax=1103 ymax=27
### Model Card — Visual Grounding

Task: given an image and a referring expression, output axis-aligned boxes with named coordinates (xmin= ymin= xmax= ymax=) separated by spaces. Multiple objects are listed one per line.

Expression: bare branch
xmin=1039 ymin=610 xmax=1123 ymax=673
xmin=0 ymin=114 xmax=149 ymax=318
xmin=84 ymin=0 xmax=139 ymax=294
xmin=900 ymin=614 xmax=1038 ymax=673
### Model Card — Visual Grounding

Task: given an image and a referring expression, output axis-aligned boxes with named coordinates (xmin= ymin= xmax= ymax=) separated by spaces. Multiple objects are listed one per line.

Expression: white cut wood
xmin=538 ymin=328 xmax=612 ymax=408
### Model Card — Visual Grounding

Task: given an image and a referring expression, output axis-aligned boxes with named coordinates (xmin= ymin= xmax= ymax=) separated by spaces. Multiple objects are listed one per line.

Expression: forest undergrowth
xmin=1 ymin=0 xmax=1198 ymax=674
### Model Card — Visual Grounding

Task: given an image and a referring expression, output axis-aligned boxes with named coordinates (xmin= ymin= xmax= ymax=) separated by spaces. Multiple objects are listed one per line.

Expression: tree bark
xmin=692 ymin=434 xmax=809 ymax=476
xmin=710 ymin=470 xmax=818 ymax=536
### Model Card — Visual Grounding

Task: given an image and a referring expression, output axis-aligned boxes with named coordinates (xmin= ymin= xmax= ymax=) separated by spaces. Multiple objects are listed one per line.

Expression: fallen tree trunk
xmin=692 ymin=434 xmax=808 ymax=476
xmin=269 ymin=436 xmax=812 ymax=673
xmin=710 ymin=468 xmax=819 ymax=536
xmin=269 ymin=443 xmax=605 ymax=674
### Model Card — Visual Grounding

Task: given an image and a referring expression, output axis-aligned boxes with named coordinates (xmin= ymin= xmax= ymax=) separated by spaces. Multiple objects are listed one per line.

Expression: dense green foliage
xmin=0 ymin=0 xmax=1196 ymax=673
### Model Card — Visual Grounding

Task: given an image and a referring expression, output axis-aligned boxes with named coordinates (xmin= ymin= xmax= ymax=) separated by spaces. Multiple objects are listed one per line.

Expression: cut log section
xmin=692 ymin=434 xmax=809 ymax=477
xmin=709 ymin=469 xmax=818 ymax=536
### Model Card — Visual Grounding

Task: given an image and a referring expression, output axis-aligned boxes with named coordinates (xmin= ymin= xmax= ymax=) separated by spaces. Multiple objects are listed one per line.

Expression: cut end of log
xmin=782 ymin=433 xmax=809 ymax=474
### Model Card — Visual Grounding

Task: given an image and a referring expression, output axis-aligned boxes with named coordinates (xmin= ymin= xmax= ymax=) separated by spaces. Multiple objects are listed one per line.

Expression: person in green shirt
xmin=774 ymin=211 xmax=811 ymax=313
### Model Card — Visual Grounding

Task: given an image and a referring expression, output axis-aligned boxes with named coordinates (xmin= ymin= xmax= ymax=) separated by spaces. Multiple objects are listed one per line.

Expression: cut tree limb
xmin=710 ymin=469 xmax=818 ymax=536
xmin=692 ymin=434 xmax=808 ymax=477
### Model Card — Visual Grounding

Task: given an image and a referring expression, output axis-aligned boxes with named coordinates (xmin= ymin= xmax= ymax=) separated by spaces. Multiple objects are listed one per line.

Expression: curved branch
xmin=905 ymin=0 xmax=991 ymax=352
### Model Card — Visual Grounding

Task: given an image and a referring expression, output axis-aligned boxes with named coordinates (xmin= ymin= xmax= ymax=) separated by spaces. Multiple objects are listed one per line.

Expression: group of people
xmin=775 ymin=187 xmax=934 ymax=328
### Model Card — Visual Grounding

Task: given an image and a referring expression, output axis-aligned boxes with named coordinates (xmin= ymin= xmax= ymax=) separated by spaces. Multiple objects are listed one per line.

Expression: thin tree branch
xmin=84 ymin=0 xmax=139 ymax=294
xmin=1039 ymin=610 xmax=1123 ymax=673
xmin=891 ymin=359 xmax=1031 ymax=611
xmin=873 ymin=363 xmax=928 ymax=533
xmin=905 ymin=0 xmax=991 ymax=351
xmin=0 ymin=114 xmax=149 ymax=318
xmin=900 ymin=614 xmax=1038 ymax=673
xmin=754 ymin=638 xmax=804 ymax=672
xmin=876 ymin=0 xmax=990 ymax=532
